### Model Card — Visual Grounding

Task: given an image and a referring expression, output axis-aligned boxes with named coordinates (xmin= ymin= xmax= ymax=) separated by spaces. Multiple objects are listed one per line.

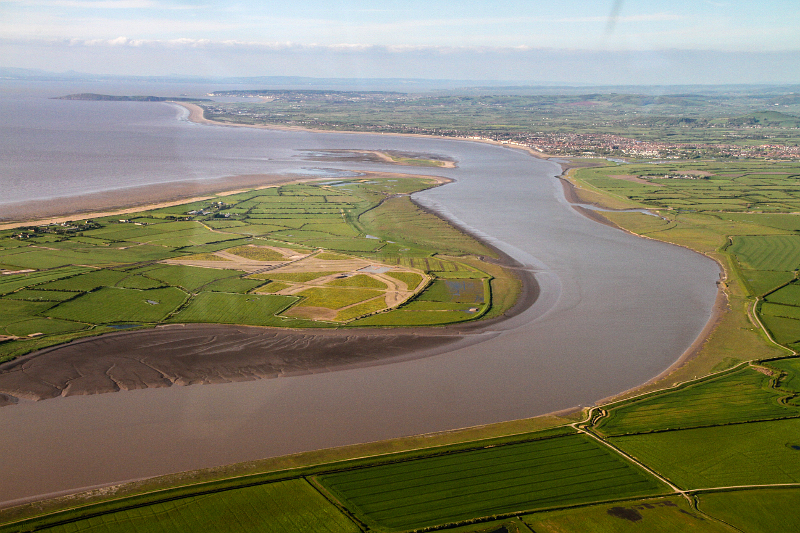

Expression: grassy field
xmin=167 ymin=292 xmax=299 ymax=326
xmin=593 ymin=362 xmax=800 ymax=436
xmin=698 ymin=488 xmax=800 ymax=533
xmin=522 ymin=496 xmax=735 ymax=533
xmin=47 ymin=287 xmax=189 ymax=324
xmin=609 ymin=417 xmax=800 ymax=488
xmin=316 ymin=434 xmax=667 ymax=531
xmin=11 ymin=479 xmax=360 ymax=533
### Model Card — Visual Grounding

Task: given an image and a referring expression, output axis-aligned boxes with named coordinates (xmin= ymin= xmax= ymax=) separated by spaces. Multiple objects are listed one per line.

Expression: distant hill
xmin=726 ymin=110 xmax=800 ymax=127
xmin=54 ymin=93 xmax=211 ymax=102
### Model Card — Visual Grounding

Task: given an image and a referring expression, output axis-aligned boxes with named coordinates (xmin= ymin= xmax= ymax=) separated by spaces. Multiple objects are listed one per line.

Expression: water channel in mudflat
xmin=0 ymin=85 xmax=720 ymax=506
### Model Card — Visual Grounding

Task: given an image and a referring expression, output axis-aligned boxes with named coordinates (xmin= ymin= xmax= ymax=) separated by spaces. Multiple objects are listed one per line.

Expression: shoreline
xmin=557 ymin=169 xmax=729 ymax=402
xmin=175 ymin=102 xmax=558 ymax=160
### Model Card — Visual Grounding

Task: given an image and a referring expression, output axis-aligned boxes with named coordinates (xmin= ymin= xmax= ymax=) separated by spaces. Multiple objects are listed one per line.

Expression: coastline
xmin=175 ymin=102 xmax=557 ymax=160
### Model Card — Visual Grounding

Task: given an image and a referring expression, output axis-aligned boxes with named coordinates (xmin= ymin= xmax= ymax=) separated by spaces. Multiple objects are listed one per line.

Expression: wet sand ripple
xmin=0 ymin=326 xmax=463 ymax=403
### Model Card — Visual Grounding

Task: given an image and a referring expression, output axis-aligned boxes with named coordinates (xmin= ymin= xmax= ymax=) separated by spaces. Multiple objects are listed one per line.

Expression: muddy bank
xmin=0 ymin=325 xmax=470 ymax=403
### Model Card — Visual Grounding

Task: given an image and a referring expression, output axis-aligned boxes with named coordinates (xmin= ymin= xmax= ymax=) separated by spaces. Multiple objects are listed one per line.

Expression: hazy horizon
xmin=2 ymin=0 xmax=799 ymax=85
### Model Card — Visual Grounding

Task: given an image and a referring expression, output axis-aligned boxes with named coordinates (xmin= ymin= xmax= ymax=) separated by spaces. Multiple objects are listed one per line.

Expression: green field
xmin=610 ymin=418 xmax=800 ymax=488
xmin=698 ymin=488 xmax=800 ymax=533
xmin=143 ymin=264 xmax=243 ymax=293
xmin=593 ymin=363 xmax=800 ymax=436
xmin=570 ymin=160 xmax=800 ymax=389
xmin=730 ymin=235 xmax=800 ymax=271
xmin=293 ymin=287 xmax=383 ymax=309
xmin=16 ymin=479 xmax=360 ymax=533
xmin=167 ymin=292 xmax=298 ymax=326
xmin=317 ymin=434 xmax=667 ymax=531
xmin=522 ymin=496 xmax=734 ymax=533
xmin=385 ymin=271 xmax=423 ymax=289
xmin=46 ymin=287 xmax=189 ymax=323
xmin=326 ymin=274 xmax=387 ymax=289
xmin=0 ymin=266 xmax=91 ymax=295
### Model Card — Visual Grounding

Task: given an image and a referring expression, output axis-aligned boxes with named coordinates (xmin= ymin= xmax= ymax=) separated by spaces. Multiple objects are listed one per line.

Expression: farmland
xmin=6 ymin=479 xmax=361 ymax=533
xmin=0 ymin=176 xmax=519 ymax=362
xmin=316 ymin=433 xmax=666 ymax=531
xmin=609 ymin=417 xmax=800 ymax=488
xmin=593 ymin=362 xmax=800 ymax=436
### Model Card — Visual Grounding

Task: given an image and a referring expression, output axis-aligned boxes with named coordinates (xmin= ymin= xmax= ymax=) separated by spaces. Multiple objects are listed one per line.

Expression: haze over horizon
xmin=2 ymin=0 xmax=799 ymax=85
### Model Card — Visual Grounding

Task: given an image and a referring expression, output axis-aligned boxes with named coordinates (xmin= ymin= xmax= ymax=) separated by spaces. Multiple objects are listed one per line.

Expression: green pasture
xmin=4 ymin=317 xmax=89 ymax=337
xmin=698 ymin=488 xmax=800 ymax=533
xmin=255 ymin=281 xmax=292 ymax=293
xmin=46 ymin=287 xmax=188 ymax=324
xmin=765 ymin=281 xmax=800 ymax=306
xmin=176 ymin=238 xmax=252 ymax=254
xmin=760 ymin=314 xmax=800 ymax=347
xmin=3 ymin=289 xmax=79 ymax=302
xmin=610 ymin=418 xmax=800 ymax=488
xmin=326 ymin=274 xmax=387 ymax=289
xmin=594 ymin=364 xmax=800 ymax=436
xmin=523 ymin=496 xmax=733 ymax=533
xmin=226 ymin=245 xmax=286 ymax=261
xmin=13 ymin=479 xmax=360 ymax=533
xmin=167 ymin=292 xmax=297 ymax=326
xmin=317 ymin=433 xmax=666 ymax=531
xmin=294 ymin=287 xmax=383 ymax=309
xmin=115 ymin=274 xmax=165 ymax=289
xmin=248 ymin=271 xmax=340 ymax=282
xmin=0 ymin=177 xmax=509 ymax=358
xmin=203 ymin=277 xmax=265 ymax=294
xmin=0 ymin=265 xmax=90 ymax=295
xmin=385 ymin=271 xmax=423 ymax=289
xmin=335 ymin=298 xmax=388 ymax=321
xmin=417 ymin=279 xmax=485 ymax=304
xmin=740 ymin=269 xmax=795 ymax=296
xmin=359 ymin=196 xmax=496 ymax=257
xmin=0 ymin=299 xmax=59 ymax=334
xmin=730 ymin=235 xmax=800 ymax=271
xmin=38 ymin=268 xmax=128 ymax=292
xmin=143 ymin=265 xmax=242 ymax=293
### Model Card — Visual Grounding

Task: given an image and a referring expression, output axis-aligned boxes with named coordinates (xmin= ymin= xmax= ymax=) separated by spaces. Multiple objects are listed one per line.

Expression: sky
xmin=2 ymin=0 xmax=800 ymax=84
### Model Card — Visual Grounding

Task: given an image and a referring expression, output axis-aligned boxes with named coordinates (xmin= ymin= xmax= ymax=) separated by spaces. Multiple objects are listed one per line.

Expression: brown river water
xmin=0 ymin=84 xmax=720 ymax=506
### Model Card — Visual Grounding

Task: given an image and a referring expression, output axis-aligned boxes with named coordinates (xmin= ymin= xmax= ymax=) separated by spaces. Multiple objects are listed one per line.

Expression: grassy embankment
xmin=0 ymin=176 xmax=521 ymax=363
